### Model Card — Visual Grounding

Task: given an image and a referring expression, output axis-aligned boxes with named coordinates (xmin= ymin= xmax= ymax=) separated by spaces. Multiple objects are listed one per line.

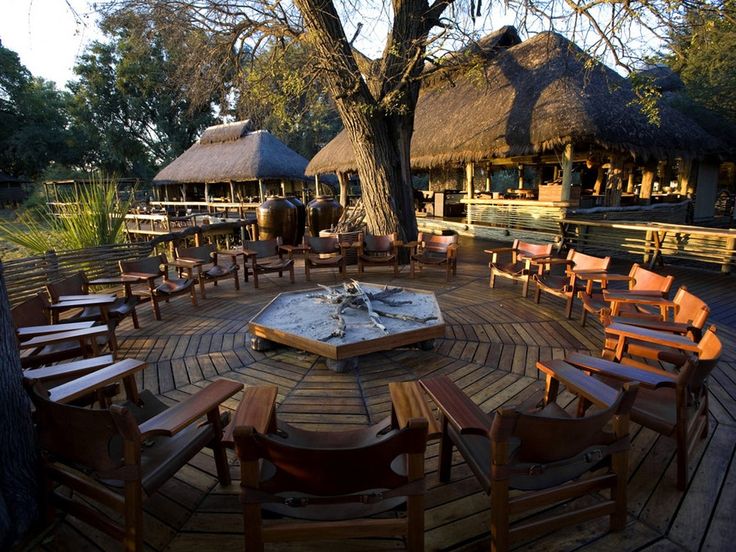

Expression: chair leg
xmin=151 ymin=296 xmax=162 ymax=321
xmin=190 ymin=286 xmax=198 ymax=307
xmin=446 ymin=263 xmax=451 ymax=282
xmin=207 ymin=409 xmax=231 ymax=486
xmin=393 ymin=260 xmax=398 ymax=277
xmin=406 ymin=494 xmax=424 ymax=552
xmin=581 ymin=306 xmax=588 ymax=327
xmin=410 ymin=259 xmax=416 ymax=278
xmin=199 ymin=277 xmax=207 ymax=300
xmin=253 ymin=271 xmax=259 ymax=289
xmin=234 ymin=271 xmax=240 ymax=291
xmin=289 ymin=265 xmax=295 ymax=284
xmin=565 ymin=294 xmax=574 ymax=319
xmin=131 ymin=307 xmax=139 ymax=329
xmin=534 ymin=284 xmax=542 ymax=304
xmin=490 ymin=480 xmax=510 ymax=552
xmin=124 ymin=481 xmax=144 ymax=552
xmin=490 ymin=271 xmax=496 ymax=289
xmin=522 ymin=275 xmax=529 ymax=297
xmin=438 ymin=418 xmax=454 ymax=483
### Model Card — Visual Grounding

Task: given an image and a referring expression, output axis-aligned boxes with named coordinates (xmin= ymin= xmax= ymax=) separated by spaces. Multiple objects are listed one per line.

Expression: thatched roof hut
xmin=307 ymin=31 xmax=720 ymax=175
xmin=154 ymin=120 xmax=311 ymax=185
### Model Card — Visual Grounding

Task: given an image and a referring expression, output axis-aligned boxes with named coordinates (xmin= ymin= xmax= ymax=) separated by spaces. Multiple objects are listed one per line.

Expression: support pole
xmin=561 ymin=143 xmax=574 ymax=201
xmin=640 ymin=162 xmax=656 ymax=204
xmin=337 ymin=172 xmax=349 ymax=208
xmin=466 ymin=162 xmax=474 ymax=225
xmin=258 ymin=179 xmax=265 ymax=203
xmin=314 ymin=175 xmax=320 ymax=197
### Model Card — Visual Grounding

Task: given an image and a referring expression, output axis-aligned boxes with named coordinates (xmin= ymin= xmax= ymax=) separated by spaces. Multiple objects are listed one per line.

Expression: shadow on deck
xmin=34 ymin=236 xmax=736 ymax=551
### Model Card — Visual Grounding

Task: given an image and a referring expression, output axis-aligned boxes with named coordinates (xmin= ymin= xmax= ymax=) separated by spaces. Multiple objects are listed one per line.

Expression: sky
xmin=0 ymin=0 xmax=102 ymax=88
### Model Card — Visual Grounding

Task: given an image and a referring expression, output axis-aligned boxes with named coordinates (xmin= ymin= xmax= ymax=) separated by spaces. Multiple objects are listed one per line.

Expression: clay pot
xmin=285 ymin=196 xmax=306 ymax=245
xmin=257 ymin=196 xmax=297 ymax=244
xmin=307 ymin=196 xmax=343 ymax=236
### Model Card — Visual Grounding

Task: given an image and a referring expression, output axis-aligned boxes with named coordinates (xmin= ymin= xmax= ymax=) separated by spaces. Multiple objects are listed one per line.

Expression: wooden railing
xmin=559 ymin=219 xmax=736 ymax=273
xmin=2 ymin=242 xmax=154 ymax=306
xmin=462 ymin=198 xmax=570 ymax=234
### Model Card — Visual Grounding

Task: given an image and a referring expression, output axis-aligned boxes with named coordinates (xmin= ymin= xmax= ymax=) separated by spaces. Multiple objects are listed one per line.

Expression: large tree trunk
xmin=0 ymin=262 xmax=39 ymax=547
xmin=296 ymin=0 xmax=434 ymax=243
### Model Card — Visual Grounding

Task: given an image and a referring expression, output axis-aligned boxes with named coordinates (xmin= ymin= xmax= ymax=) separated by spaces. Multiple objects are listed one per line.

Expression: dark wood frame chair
xmin=356 ymin=232 xmax=401 ymax=276
xmin=227 ymin=383 xmax=429 ymax=551
xmin=604 ymin=286 xmax=710 ymax=342
xmin=119 ymin=254 xmax=197 ymax=320
xmin=578 ymin=263 xmax=675 ymax=326
xmin=565 ymin=324 xmax=721 ymax=490
xmin=242 ymin=238 xmax=295 ymax=288
xmin=485 ymin=239 xmax=553 ymax=297
xmin=303 ymin=235 xmax=348 ymax=281
xmin=420 ymin=371 xmax=637 ymax=552
xmin=533 ymin=248 xmax=611 ymax=319
xmin=175 ymin=243 xmax=240 ymax=299
xmin=407 ymin=232 xmax=458 ymax=281
xmin=27 ymin=374 xmax=243 ymax=552
xmin=12 ymin=293 xmax=112 ymax=369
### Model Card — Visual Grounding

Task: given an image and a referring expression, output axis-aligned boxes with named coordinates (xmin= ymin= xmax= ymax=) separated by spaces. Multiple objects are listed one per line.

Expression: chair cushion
xmin=595 ymin=375 xmax=676 ymax=435
xmin=154 ymin=278 xmax=193 ymax=295
xmin=491 ymin=261 xmax=526 ymax=277
xmin=205 ymin=264 xmax=237 ymax=278
xmin=412 ymin=251 xmax=448 ymax=265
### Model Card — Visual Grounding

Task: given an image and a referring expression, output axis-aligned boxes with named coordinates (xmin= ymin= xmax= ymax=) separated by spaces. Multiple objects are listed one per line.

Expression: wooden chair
xmin=485 ymin=239 xmax=552 ymax=297
xmin=604 ymin=286 xmax=709 ymax=342
xmin=175 ymin=243 xmax=240 ymax=299
xmin=46 ymin=270 xmax=140 ymax=330
xmin=304 ymin=235 xmax=348 ymax=281
xmin=242 ymin=238 xmax=295 ymax=288
xmin=408 ymin=232 xmax=458 ymax=281
xmin=229 ymin=384 xmax=428 ymax=551
xmin=420 ymin=371 xmax=637 ymax=552
xmin=356 ymin=232 xmax=401 ymax=276
xmin=27 ymin=375 xmax=243 ymax=552
xmin=12 ymin=293 xmax=111 ymax=369
xmin=565 ymin=325 xmax=721 ymax=489
xmin=119 ymin=254 xmax=197 ymax=321
xmin=578 ymin=263 xmax=675 ymax=326
xmin=533 ymin=248 xmax=611 ymax=319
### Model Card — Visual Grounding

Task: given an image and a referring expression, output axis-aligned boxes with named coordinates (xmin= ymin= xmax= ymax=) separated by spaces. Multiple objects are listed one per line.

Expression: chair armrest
xmin=484 ymin=247 xmax=515 ymax=255
xmin=48 ymin=296 xmax=117 ymax=310
xmin=403 ymin=241 xmax=419 ymax=248
xmin=603 ymin=291 xmax=675 ymax=306
xmin=535 ymin=359 xmax=622 ymax=409
xmin=140 ymin=378 xmax=243 ymax=438
xmin=564 ymin=352 xmax=677 ymax=389
xmin=173 ymin=258 xmax=203 ymax=268
xmin=610 ymin=316 xmax=691 ymax=335
xmin=16 ymin=321 xmax=96 ymax=338
xmin=605 ymin=322 xmax=700 ymax=353
xmin=222 ymin=385 xmax=278 ymax=446
xmin=389 ymin=381 xmax=441 ymax=439
xmin=23 ymin=354 xmax=116 ymax=383
xmin=19 ymin=325 xmax=109 ymax=350
xmin=45 ymin=359 xmax=147 ymax=404
xmin=420 ymin=376 xmax=491 ymax=436
xmin=241 ymin=249 xmax=258 ymax=258
xmin=120 ymin=271 xmax=159 ymax=281
xmin=88 ymin=275 xmax=146 ymax=285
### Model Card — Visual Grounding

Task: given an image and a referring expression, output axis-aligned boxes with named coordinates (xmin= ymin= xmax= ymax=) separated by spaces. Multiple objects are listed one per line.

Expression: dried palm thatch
xmin=307 ymin=30 xmax=721 ymax=175
xmin=154 ymin=120 xmax=310 ymax=184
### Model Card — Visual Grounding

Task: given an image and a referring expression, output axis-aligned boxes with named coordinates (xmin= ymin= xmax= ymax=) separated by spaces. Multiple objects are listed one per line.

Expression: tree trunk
xmin=0 ymin=262 xmax=39 ymax=548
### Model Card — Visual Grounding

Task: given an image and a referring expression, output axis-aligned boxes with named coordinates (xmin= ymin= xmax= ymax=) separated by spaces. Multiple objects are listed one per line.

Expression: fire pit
xmin=249 ymin=282 xmax=445 ymax=371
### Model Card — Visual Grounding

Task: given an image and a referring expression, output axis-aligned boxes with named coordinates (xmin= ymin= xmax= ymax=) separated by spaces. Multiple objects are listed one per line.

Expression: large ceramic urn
xmin=307 ymin=196 xmax=343 ymax=236
xmin=257 ymin=196 xmax=298 ymax=244
xmin=285 ymin=196 xmax=306 ymax=245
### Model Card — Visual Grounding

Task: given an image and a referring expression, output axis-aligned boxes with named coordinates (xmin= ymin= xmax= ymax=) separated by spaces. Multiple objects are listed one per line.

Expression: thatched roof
xmin=154 ymin=120 xmax=311 ymax=185
xmin=307 ymin=31 xmax=721 ymax=175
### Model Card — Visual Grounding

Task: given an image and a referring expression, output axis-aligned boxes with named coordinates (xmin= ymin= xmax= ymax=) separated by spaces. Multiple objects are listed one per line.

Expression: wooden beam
xmin=259 ymin=179 xmax=265 ymax=203
xmin=639 ymin=162 xmax=656 ymax=203
xmin=679 ymin=157 xmax=694 ymax=195
xmin=561 ymin=143 xmax=573 ymax=201
xmin=337 ymin=172 xmax=349 ymax=208
xmin=466 ymin=162 xmax=474 ymax=225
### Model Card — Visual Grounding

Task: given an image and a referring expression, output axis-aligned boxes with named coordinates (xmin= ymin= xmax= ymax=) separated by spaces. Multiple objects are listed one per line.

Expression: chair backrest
xmin=11 ymin=293 xmax=51 ymax=329
xmin=176 ymin=244 xmax=216 ymax=264
xmin=235 ymin=420 xmax=427 ymax=497
xmin=680 ymin=325 xmax=721 ymax=390
xmin=514 ymin=240 xmax=552 ymax=259
xmin=245 ymin=238 xmax=281 ymax=258
xmin=364 ymin=233 xmax=396 ymax=254
xmin=491 ymin=383 xmax=637 ymax=489
xmin=47 ymin=271 xmax=87 ymax=303
xmin=419 ymin=232 xmax=457 ymax=254
xmin=672 ymin=286 xmax=710 ymax=329
xmin=120 ymin=254 xmax=167 ymax=277
xmin=26 ymin=381 xmax=140 ymax=478
xmin=569 ymin=249 xmax=610 ymax=272
xmin=307 ymin=236 xmax=340 ymax=255
xmin=629 ymin=264 xmax=675 ymax=294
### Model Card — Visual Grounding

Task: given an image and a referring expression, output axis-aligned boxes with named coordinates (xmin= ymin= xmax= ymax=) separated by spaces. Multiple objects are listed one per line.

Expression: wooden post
xmin=678 ymin=157 xmax=693 ymax=195
xmin=640 ymin=162 xmax=656 ymax=204
xmin=626 ymin=166 xmax=635 ymax=194
xmin=466 ymin=162 xmax=474 ymax=225
xmin=485 ymin=162 xmax=492 ymax=192
xmin=593 ymin=166 xmax=605 ymax=195
xmin=605 ymin=155 xmax=624 ymax=207
xmin=229 ymin=181 xmax=235 ymax=203
xmin=314 ymin=175 xmax=320 ymax=197
xmin=560 ymin=143 xmax=574 ymax=201
xmin=280 ymin=180 xmax=286 ymax=197
xmin=337 ymin=172 xmax=349 ymax=208
xmin=258 ymin=179 xmax=265 ymax=203
xmin=517 ymin=163 xmax=524 ymax=189
xmin=694 ymin=161 xmax=719 ymax=222
xmin=204 ymin=182 xmax=210 ymax=213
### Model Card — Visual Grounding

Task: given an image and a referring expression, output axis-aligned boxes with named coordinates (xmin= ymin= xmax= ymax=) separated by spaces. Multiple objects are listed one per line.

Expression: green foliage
xmin=0 ymin=175 xmax=132 ymax=253
xmin=667 ymin=1 xmax=736 ymax=122
xmin=67 ymin=11 xmax=217 ymax=178
xmin=234 ymin=40 xmax=342 ymax=157
xmin=0 ymin=45 xmax=74 ymax=178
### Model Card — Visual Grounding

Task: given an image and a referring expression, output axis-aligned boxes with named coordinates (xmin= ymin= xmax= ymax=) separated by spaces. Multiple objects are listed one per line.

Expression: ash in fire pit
xmin=249 ymin=282 xmax=445 ymax=371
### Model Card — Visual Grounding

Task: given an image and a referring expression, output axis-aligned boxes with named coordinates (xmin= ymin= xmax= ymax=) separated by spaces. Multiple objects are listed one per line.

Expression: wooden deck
xmin=34 ymin=236 xmax=736 ymax=551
